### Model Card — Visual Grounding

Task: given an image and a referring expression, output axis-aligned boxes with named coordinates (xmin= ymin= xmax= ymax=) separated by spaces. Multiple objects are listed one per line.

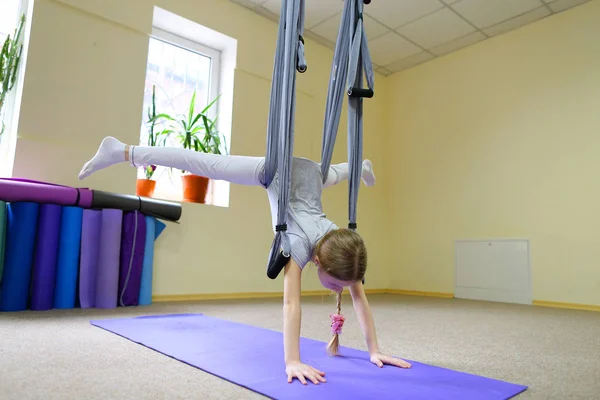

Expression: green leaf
xmin=221 ymin=134 xmax=229 ymax=155
xmin=187 ymin=90 xmax=197 ymax=126
xmin=158 ymin=128 xmax=174 ymax=135
xmin=197 ymin=139 xmax=207 ymax=153
xmin=157 ymin=133 xmax=168 ymax=147
xmin=200 ymin=94 xmax=220 ymax=115
xmin=151 ymin=85 xmax=156 ymax=115
xmin=149 ymin=113 xmax=176 ymax=122
xmin=202 ymin=115 xmax=211 ymax=135
xmin=190 ymin=112 xmax=203 ymax=129
xmin=209 ymin=116 xmax=218 ymax=130
xmin=8 ymin=50 xmax=21 ymax=90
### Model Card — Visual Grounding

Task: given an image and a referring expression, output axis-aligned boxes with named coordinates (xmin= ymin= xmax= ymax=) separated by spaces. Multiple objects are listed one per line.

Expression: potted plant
xmin=153 ymin=91 xmax=227 ymax=203
xmin=0 ymin=14 xmax=25 ymax=137
xmin=136 ymin=85 xmax=166 ymax=197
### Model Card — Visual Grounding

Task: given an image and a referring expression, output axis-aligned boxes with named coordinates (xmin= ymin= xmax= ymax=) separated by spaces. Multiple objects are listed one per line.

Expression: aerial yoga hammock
xmin=265 ymin=0 xmax=374 ymax=280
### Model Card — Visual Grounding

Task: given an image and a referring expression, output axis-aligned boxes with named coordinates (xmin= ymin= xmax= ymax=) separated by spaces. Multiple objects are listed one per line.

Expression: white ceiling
xmin=230 ymin=0 xmax=592 ymax=76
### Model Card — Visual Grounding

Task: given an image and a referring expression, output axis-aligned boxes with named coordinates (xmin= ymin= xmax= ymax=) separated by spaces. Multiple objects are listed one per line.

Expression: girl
xmin=79 ymin=136 xmax=412 ymax=385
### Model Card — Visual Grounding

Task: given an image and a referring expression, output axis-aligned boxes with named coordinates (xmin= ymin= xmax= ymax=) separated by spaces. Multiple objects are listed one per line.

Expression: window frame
xmin=0 ymin=0 xmax=28 ymax=177
xmin=139 ymin=25 xmax=226 ymax=204
xmin=150 ymin=26 xmax=221 ymax=121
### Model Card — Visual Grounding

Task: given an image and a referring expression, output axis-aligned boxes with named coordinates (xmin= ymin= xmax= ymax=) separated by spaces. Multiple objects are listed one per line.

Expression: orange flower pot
xmin=136 ymin=178 xmax=156 ymax=198
xmin=181 ymin=174 xmax=209 ymax=203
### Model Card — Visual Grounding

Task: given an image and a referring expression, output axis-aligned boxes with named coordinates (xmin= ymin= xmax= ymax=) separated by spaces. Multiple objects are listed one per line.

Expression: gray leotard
xmin=265 ymin=157 xmax=338 ymax=268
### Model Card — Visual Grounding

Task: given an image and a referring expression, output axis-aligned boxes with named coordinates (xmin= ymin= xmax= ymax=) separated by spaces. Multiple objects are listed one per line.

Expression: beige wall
xmin=12 ymin=0 xmax=391 ymax=295
xmin=387 ymin=0 xmax=600 ymax=306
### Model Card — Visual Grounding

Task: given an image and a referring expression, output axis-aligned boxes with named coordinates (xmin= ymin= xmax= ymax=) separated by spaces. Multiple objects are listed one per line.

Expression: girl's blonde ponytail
xmin=326 ymin=291 xmax=345 ymax=356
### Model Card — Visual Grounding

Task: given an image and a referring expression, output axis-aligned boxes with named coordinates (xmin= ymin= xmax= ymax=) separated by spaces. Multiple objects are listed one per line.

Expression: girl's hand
xmin=286 ymin=361 xmax=327 ymax=385
xmin=370 ymin=352 xmax=412 ymax=369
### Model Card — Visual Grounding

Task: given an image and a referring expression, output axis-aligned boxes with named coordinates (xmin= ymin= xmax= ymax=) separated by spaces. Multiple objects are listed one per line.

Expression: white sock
xmin=362 ymin=159 xmax=376 ymax=186
xmin=78 ymin=136 xmax=127 ymax=180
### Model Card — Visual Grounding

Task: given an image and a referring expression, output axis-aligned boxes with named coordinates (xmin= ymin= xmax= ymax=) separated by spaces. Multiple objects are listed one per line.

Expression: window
xmin=0 ymin=0 xmax=27 ymax=177
xmin=0 ymin=0 xmax=20 ymax=43
xmin=138 ymin=26 xmax=228 ymax=206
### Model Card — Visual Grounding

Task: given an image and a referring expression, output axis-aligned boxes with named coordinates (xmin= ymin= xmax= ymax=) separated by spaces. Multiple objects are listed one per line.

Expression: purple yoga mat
xmin=95 ymin=209 xmax=123 ymax=309
xmin=91 ymin=314 xmax=528 ymax=400
xmin=0 ymin=178 xmax=92 ymax=207
xmin=118 ymin=211 xmax=146 ymax=307
xmin=30 ymin=204 xmax=63 ymax=311
xmin=79 ymin=209 xmax=102 ymax=308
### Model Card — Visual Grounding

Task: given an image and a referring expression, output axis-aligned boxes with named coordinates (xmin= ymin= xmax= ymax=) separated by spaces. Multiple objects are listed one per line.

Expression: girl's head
xmin=313 ymin=228 xmax=367 ymax=356
xmin=314 ymin=228 xmax=367 ymax=291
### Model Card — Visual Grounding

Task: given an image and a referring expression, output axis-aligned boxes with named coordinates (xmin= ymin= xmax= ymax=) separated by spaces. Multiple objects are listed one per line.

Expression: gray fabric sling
xmin=321 ymin=0 xmax=374 ymax=231
xmin=264 ymin=0 xmax=373 ymax=280
xmin=263 ymin=0 xmax=306 ymax=279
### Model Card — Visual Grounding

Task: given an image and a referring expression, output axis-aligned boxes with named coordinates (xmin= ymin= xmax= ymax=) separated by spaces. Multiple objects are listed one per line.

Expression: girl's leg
xmin=322 ymin=159 xmax=376 ymax=188
xmin=78 ymin=136 xmax=265 ymax=186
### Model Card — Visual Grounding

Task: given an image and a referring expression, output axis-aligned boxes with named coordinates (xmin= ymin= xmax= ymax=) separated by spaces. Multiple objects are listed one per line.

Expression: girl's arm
xmin=349 ymin=282 xmax=412 ymax=368
xmin=283 ymin=259 xmax=302 ymax=364
xmin=348 ymin=281 xmax=380 ymax=354
xmin=282 ymin=259 xmax=327 ymax=384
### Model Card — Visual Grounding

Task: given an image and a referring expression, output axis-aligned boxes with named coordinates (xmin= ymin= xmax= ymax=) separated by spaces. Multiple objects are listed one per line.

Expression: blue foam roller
xmin=139 ymin=219 xmax=166 ymax=306
xmin=0 ymin=201 xmax=7 ymax=299
xmin=139 ymin=216 xmax=156 ymax=306
xmin=0 ymin=202 xmax=39 ymax=311
xmin=54 ymin=206 xmax=83 ymax=309
xmin=155 ymin=219 xmax=166 ymax=238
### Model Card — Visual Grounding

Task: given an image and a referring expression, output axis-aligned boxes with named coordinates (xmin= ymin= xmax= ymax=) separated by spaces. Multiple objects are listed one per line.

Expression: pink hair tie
xmin=330 ymin=313 xmax=345 ymax=335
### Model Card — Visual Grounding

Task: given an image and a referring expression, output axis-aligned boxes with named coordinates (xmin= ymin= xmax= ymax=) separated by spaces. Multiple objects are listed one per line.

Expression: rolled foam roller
xmin=0 ymin=202 xmax=39 ymax=311
xmin=0 ymin=201 xmax=7 ymax=299
xmin=139 ymin=217 xmax=156 ymax=305
xmin=139 ymin=218 xmax=166 ymax=306
xmin=30 ymin=204 xmax=63 ymax=311
xmin=79 ymin=209 xmax=102 ymax=309
xmin=118 ymin=210 xmax=146 ymax=307
xmin=91 ymin=190 xmax=182 ymax=222
xmin=54 ymin=206 xmax=84 ymax=309
xmin=95 ymin=209 xmax=123 ymax=309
